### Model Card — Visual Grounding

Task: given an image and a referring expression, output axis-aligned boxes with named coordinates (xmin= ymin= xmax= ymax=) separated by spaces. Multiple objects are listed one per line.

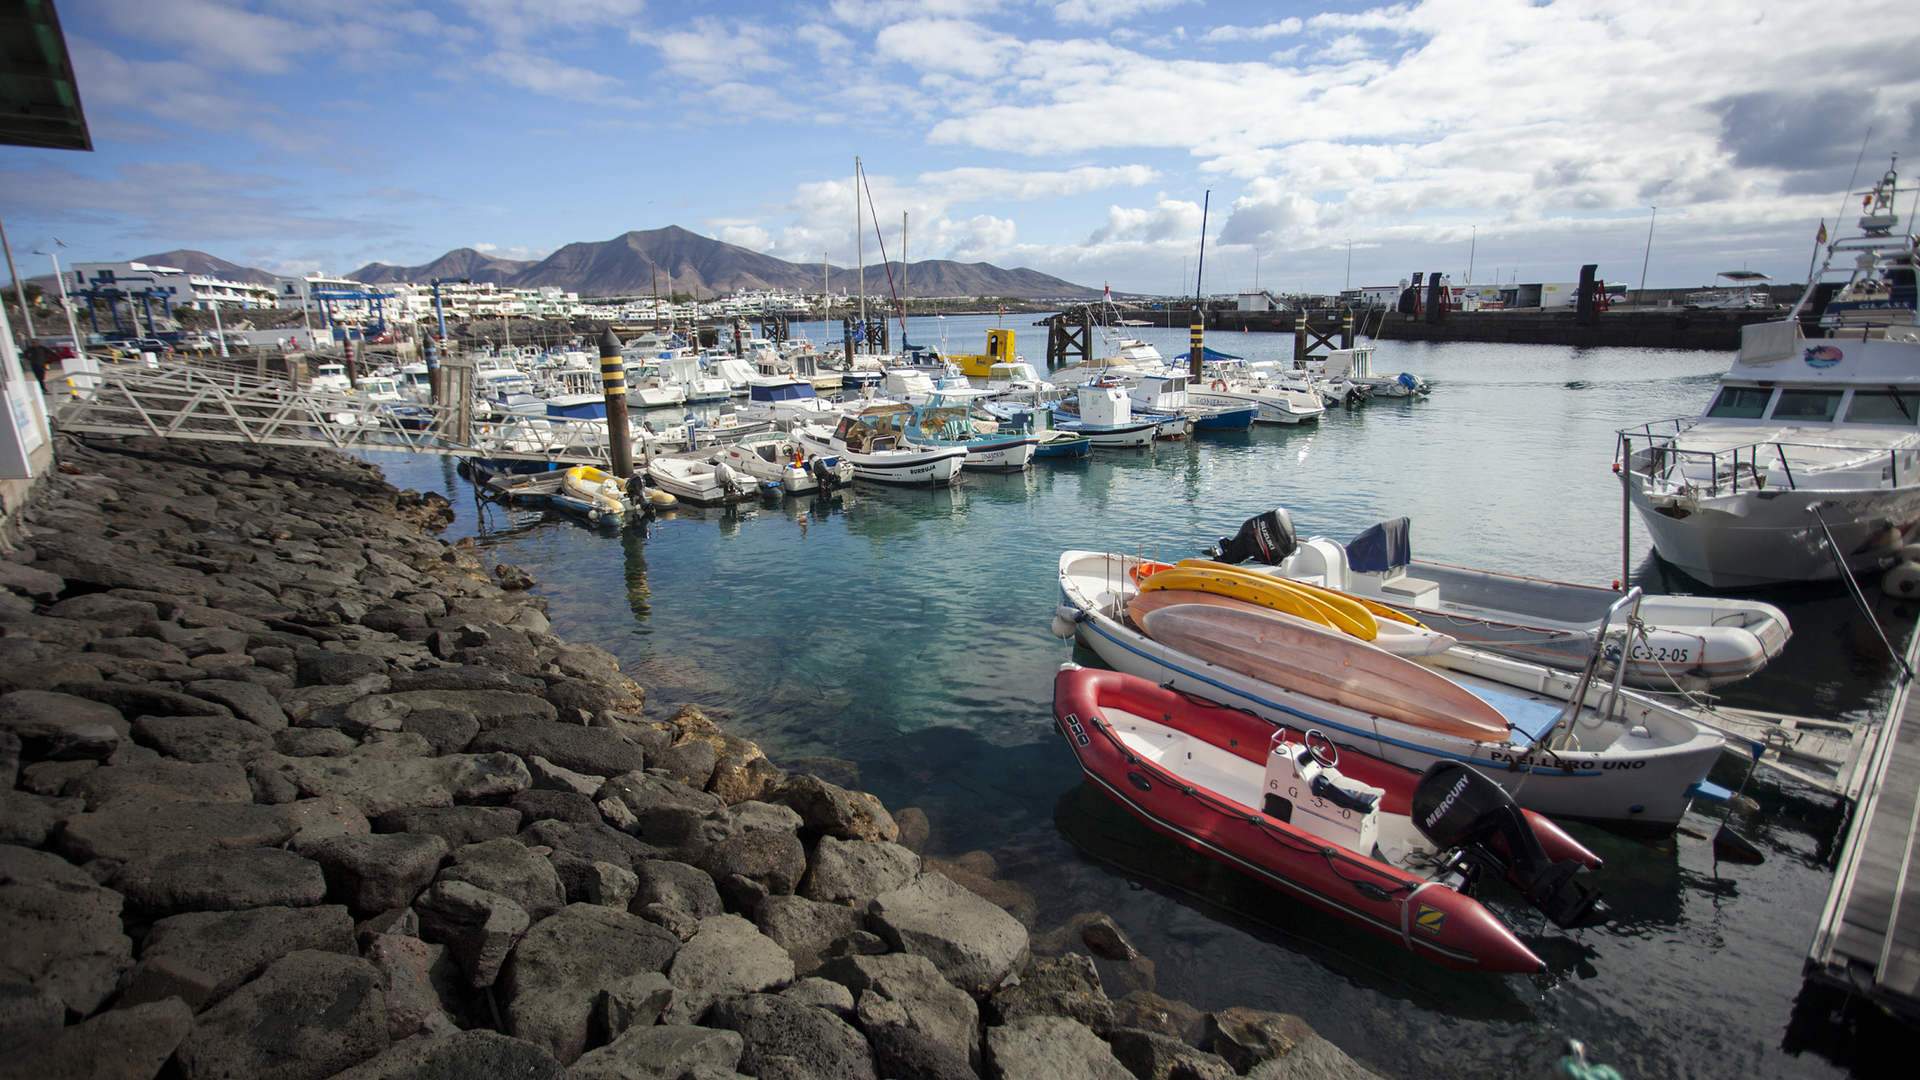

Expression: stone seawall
xmin=0 ymin=435 xmax=1379 ymax=1080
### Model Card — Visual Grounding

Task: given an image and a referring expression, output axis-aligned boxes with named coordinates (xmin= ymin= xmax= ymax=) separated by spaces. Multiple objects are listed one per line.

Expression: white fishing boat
xmin=1686 ymin=271 xmax=1777 ymax=310
xmin=714 ymin=433 xmax=853 ymax=495
xmin=1618 ymin=160 xmax=1920 ymax=587
xmin=1053 ymin=549 xmax=1726 ymax=828
xmin=646 ymin=454 xmax=755 ymax=505
xmin=1051 ymin=382 xmax=1159 ymax=448
xmin=1192 ymin=362 xmax=1326 ymax=424
xmin=708 ymin=356 xmax=757 ymax=395
xmin=310 ymin=362 xmax=352 ymax=394
xmin=1127 ymin=372 xmax=1256 ymax=431
xmin=904 ymin=389 xmax=1038 ymax=472
xmin=627 ymin=363 xmax=690 ymax=409
xmin=737 ymin=378 xmax=839 ymax=427
xmin=794 ymin=406 xmax=967 ymax=486
xmin=1217 ymin=511 xmax=1791 ymax=690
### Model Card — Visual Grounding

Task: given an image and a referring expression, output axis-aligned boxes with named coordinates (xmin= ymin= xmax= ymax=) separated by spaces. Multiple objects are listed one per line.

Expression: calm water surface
xmin=374 ymin=318 xmax=1910 ymax=1079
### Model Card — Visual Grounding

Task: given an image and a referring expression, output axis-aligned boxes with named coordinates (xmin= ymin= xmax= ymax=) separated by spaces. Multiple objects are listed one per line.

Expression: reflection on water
xmin=370 ymin=322 xmax=1902 ymax=1079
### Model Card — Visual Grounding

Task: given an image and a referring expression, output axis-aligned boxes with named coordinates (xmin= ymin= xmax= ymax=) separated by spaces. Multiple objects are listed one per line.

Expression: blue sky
xmin=2 ymin=0 xmax=1916 ymax=293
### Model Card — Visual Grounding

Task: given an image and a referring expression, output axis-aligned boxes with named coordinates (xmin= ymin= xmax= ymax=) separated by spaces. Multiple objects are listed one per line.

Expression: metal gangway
xmin=1807 ymin=619 xmax=1920 ymax=1018
xmin=51 ymin=357 xmax=620 ymax=467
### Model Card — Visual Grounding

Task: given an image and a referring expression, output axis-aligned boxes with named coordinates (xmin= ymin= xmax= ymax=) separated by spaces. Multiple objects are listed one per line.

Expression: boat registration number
xmin=1603 ymin=642 xmax=1690 ymax=664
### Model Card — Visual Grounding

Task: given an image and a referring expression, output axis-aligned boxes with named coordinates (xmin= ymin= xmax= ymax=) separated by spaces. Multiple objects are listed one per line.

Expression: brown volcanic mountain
xmin=132 ymin=250 xmax=281 ymax=285
xmin=348 ymin=226 xmax=1100 ymax=299
xmin=348 ymin=247 xmax=536 ymax=286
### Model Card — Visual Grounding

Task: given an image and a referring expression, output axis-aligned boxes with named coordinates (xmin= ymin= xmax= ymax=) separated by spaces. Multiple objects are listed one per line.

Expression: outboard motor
xmin=1211 ymin=509 xmax=1298 ymax=566
xmin=810 ymin=457 xmax=837 ymax=493
xmin=1411 ymin=761 xmax=1605 ymax=930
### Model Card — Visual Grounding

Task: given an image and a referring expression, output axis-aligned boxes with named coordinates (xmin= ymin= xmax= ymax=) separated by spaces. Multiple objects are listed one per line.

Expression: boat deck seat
xmin=1378 ymin=574 xmax=1439 ymax=605
xmin=1462 ymin=683 xmax=1566 ymax=746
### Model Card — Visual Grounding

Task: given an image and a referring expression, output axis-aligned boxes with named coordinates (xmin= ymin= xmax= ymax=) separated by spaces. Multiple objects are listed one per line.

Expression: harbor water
xmin=376 ymin=317 xmax=1906 ymax=1079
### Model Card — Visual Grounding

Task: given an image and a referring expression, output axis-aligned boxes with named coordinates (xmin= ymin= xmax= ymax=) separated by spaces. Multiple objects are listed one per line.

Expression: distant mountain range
xmin=346 ymin=226 xmax=1101 ymax=300
xmin=133 ymin=249 xmax=283 ymax=285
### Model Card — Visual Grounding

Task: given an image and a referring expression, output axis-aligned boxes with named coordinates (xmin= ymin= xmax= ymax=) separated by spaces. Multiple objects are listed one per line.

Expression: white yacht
xmin=1618 ymin=160 xmax=1920 ymax=587
xmin=310 ymin=362 xmax=352 ymax=394
xmin=1687 ymin=271 xmax=1777 ymax=310
xmin=663 ymin=354 xmax=731 ymax=403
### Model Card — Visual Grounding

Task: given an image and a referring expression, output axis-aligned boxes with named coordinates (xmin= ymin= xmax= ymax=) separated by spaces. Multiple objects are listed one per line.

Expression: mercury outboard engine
xmin=810 ymin=457 xmax=837 ymax=493
xmin=1411 ymin=761 xmax=1605 ymax=930
xmin=1211 ymin=509 xmax=1298 ymax=566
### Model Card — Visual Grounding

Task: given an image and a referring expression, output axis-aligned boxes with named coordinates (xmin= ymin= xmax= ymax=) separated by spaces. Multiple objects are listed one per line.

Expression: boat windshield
xmin=1844 ymin=389 xmax=1920 ymax=425
xmin=750 ymin=382 xmax=816 ymax=402
xmin=916 ymin=406 xmax=975 ymax=441
xmin=1704 ymin=386 xmax=1771 ymax=419
xmin=1770 ymin=388 xmax=1843 ymax=422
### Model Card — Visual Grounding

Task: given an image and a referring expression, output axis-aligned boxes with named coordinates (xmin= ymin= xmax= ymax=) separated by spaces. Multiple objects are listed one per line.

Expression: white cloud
xmin=474 ymin=52 xmax=644 ymax=107
xmin=648 ymin=17 xmax=786 ymax=74
xmin=452 ymin=0 xmax=646 ymax=42
xmin=1052 ymin=0 xmax=1194 ymax=25
xmin=874 ymin=19 xmax=1020 ymax=78
xmin=1200 ymin=19 xmax=1304 ymax=43
xmin=85 ymin=0 xmax=303 ymax=74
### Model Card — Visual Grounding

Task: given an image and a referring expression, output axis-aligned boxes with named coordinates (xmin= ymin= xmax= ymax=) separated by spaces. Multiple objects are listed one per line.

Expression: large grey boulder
xmin=176 ymin=949 xmax=388 ymax=1080
xmin=595 ymin=770 xmax=726 ymax=851
xmin=499 ymin=903 xmax=682 ymax=1064
xmin=869 ymin=872 xmax=1029 ymax=995
xmin=1241 ymin=1033 xmax=1385 ymax=1080
xmin=698 ymin=802 xmax=807 ymax=897
xmin=1210 ymin=1007 xmax=1384 ymax=1078
xmin=413 ymin=880 xmax=529 ymax=989
xmin=818 ymin=953 xmax=979 ymax=1071
xmin=468 ymin=724 xmax=647 ymax=778
xmin=985 ymin=1016 xmax=1132 ymax=1080
xmin=122 ymin=904 xmax=355 ymax=1012
xmin=374 ymin=805 xmax=521 ymax=848
xmin=67 ymin=759 xmax=252 ymax=810
xmin=249 ymin=750 xmax=530 ymax=818
xmin=548 ymin=851 xmax=638 ymax=909
xmin=0 ymin=690 xmax=124 ymax=760
xmin=0 ymin=997 xmax=192 ymax=1080
xmin=988 ymin=952 xmax=1114 ymax=1033
xmin=771 ymin=774 xmax=899 ymax=842
xmin=856 ymin=993 xmax=976 ymax=1080
xmin=633 ymin=858 xmax=724 ymax=919
xmin=755 ymin=894 xmax=866 ymax=976
xmin=0 ymin=791 xmax=82 ymax=848
xmin=569 ymin=1024 xmax=744 ymax=1080
xmin=325 ymin=1029 xmax=566 ymax=1080
xmin=363 ymin=933 xmax=464 ymax=1040
xmin=132 ymin=713 xmax=273 ymax=763
xmin=1106 ymin=1027 xmax=1237 ymax=1080
xmin=183 ymin=679 xmax=289 ymax=729
xmin=664 ymin=914 xmax=796 ymax=1024
xmin=114 ymin=848 xmax=327 ymax=913
xmin=436 ymin=837 xmax=566 ymax=923
xmin=58 ymin=800 xmax=295 ymax=863
xmin=800 ymin=836 xmax=920 ymax=904
xmin=705 ymin=993 xmax=877 ymax=1080
xmin=300 ymin=831 xmax=448 ymax=914
xmin=594 ymin=970 xmax=675 ymax=1040
xmin=0 ymin=845 xmax=133 ymax=1015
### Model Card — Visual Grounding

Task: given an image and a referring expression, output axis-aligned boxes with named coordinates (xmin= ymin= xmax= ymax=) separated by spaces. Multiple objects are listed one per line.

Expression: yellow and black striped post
xmin=1341 ymin=308 xmax=1356 ymax=349
xmin=1188 ymin=307 xmax=1204 ymax=379
xmin=599 ymin=328 xmax=632 ymax=478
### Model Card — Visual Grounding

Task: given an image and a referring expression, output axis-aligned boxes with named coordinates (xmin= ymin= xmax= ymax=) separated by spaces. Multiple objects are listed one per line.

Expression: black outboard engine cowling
xmin=1212 ymin=509 xmax=1298 ymax=566
xmin=1411 ymin=761 xmax=1605 ymax=930
xmin=810 ymin=458 xmax=836 ymax=492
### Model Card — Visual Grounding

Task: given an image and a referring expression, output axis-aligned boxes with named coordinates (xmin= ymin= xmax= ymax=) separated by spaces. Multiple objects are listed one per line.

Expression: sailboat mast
xmin=855 ymin=156 xmax=865 ymax=333
xmin=901 ymin=211 xmax=909 ymax=349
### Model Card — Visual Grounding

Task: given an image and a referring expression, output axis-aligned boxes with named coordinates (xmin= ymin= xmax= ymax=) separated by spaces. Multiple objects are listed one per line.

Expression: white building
xmin=70 ymin=261 xmax=276 ymax=312
xmin=1234 ymin=290 xmax=1286 ymax=312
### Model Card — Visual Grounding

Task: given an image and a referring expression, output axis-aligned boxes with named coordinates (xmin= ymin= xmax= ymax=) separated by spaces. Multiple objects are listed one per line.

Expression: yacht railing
xmin=1616 ymin=422 xmax=1914 ymax=496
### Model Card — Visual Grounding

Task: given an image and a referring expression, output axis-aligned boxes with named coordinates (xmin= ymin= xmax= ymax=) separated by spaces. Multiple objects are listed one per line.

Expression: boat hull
xmin=959 ymin=437 xmax=1038 ymax=472
xmin=1059 ymin=553 xmax=1722 ymax=827
xmin=1629 ymin=476 xmax=1920 ymax=587
xmin=795 ymin=430 xmax=965 ymax=486
xmin=1191 ymin=389 xmax=1325 ymax=425
xmin=1053 ymin=667 xmax=1551 ymax=973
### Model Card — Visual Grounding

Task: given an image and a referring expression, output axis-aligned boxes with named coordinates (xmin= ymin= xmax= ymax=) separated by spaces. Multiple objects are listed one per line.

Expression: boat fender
xmin=1882 ymin=560 xmax=1920 ymax=598
xmin=1050 ymin=605 xmax=1085 ymax=640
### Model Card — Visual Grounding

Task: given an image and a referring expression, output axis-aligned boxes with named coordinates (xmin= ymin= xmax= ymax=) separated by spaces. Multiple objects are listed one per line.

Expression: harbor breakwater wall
xmin=0 ymin=436 xmax=1380 ymax=1080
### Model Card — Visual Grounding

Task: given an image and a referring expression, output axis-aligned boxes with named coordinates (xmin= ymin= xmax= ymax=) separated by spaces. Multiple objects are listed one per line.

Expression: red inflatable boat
xmin=1052 ymin=665 xmax=1605 ymax=973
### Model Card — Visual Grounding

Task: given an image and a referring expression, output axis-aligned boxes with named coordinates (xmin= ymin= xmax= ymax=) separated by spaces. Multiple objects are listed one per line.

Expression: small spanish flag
xmin=1816 ymin=219 xmax=1828 ymax=245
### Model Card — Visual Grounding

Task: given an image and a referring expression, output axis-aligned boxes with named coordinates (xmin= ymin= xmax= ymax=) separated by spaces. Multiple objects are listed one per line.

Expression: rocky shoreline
xmin=0 ymin=435 xmax=1380 ymax=1080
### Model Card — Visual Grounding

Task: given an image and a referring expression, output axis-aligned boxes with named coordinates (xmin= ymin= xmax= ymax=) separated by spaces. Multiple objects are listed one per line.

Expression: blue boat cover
xmin=1200 ymin=346 xmax=1244 ymax=361
xmin=1461 ymin=683 xmax=1564 ymax=746
xmin=1345 ymin=517 xmax=1411 ymax=573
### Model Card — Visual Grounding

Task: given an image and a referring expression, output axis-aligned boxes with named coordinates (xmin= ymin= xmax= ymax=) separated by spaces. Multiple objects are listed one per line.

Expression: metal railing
xmin=1617 ymin=420 xmax=1915 ymax=497
xmin=53 ymin=360 xmax=618 ymax=466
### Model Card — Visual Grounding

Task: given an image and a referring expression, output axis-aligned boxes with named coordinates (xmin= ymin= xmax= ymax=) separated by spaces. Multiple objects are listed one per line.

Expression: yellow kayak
xmin=1158 ymin=561 xmax=1379 ymax=641
xmin=1175 ymin=559 xmax=1422 ymax=629
xmin=1138 ymin=566 xmax=1363 ymax=637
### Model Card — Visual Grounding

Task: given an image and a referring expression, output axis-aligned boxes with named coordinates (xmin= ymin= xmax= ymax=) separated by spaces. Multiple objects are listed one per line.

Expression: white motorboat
xmin=1618 ymin=160 xmax=1920 ymax=587
xmin=627 ymin=364 xmax=690 ymax=409
xmin=714 ymin=433 xmax=854 ymax=495
xmin=738 ymin=378 xmax=839 ymax=427
xmin=310 ymin=362 xmax=352 ymax=394
xmin=708 ymin=356 xmax=756 ymax=395
xmin=903 ymin=389 xmax=1038 ymax=472
xmin=1127 ymin=373 xmax=1257 ymax=431
xmin=662 ymin=354 xmax=731 ymax=403
xmin=1053 ymin=549 xmax=1726 ymax=828
xmin=1192 ymin=362 xmax=1326 ymax=423
xmin=794 ymin=407 xmax=967 ymax=486
xmin=646 ymin=454 xmax=755 ymax=505
xmin=1686 ymin=271 xmax=1777 ymax=310
xmin=1051 ymin=382 xmax=1159 ymax=448
xmin=1221 ymin=511 xmax=1791 ymax=689
xmin=1321 ymin=347 xmax=1426 ymax=398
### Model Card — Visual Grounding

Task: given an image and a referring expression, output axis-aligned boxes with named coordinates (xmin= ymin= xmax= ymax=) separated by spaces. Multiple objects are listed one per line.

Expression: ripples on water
xmin=375 ymin=318 xmax=1911 ymax=1079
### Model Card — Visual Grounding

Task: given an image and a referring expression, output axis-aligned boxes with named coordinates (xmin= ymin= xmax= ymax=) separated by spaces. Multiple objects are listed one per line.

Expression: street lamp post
xmin=32 ymin=239 xmax=85 ymax=371
xmin=1639 ymin=206 xmax=1658 ymax=293
xmin=0 ymin=217 xmax=34 ymax=338
xmin=211 ymin=297 xmax=228 ymax=357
